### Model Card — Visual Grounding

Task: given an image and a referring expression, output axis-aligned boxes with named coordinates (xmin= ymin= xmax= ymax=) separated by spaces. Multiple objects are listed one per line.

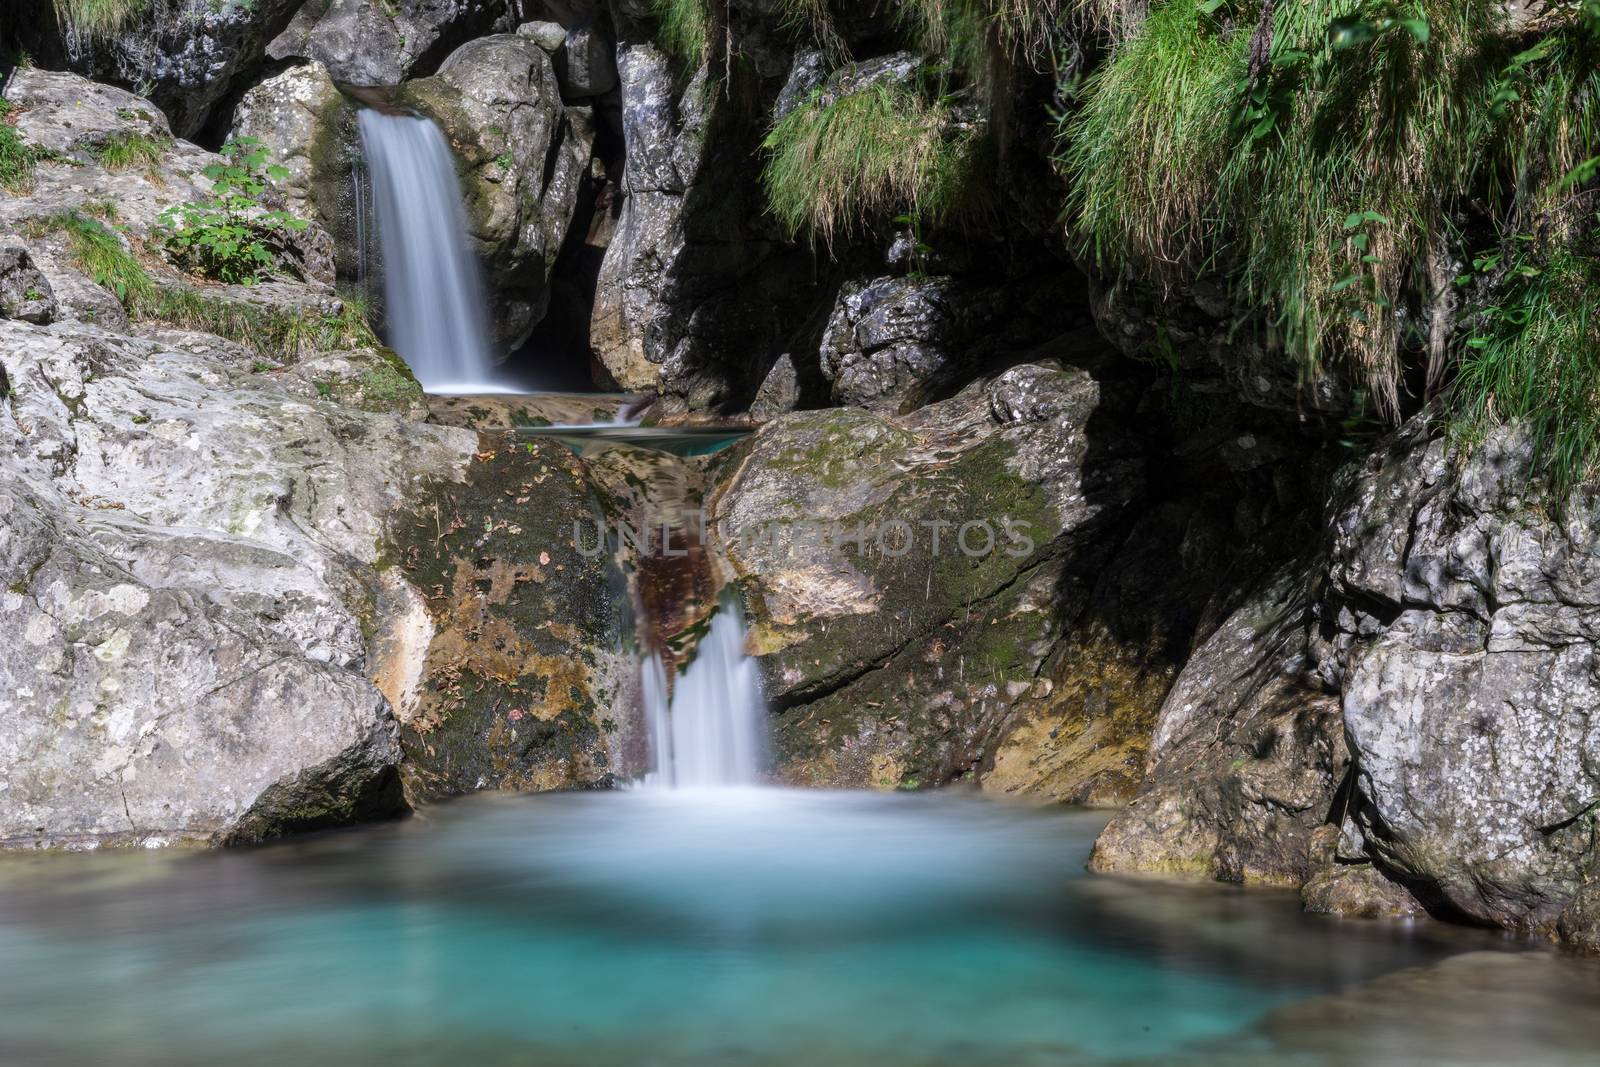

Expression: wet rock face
xmin=0 ymin=315 xmax=473 ymax=848
xmin=385 ymin=435 xmax=634 ymax=800
xmin=403 ymin=34 xmax=591 ymax=352
xmin=269 ymin=0 xmax=510 ymax=86
xmin=710 ymin=361 xmax=1151 ymax=788
xmin=1324 ymin=427 xmax=1600 ymax=938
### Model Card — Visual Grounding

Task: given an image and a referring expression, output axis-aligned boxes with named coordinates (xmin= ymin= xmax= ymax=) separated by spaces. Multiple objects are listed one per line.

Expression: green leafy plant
xmin=157 ymin=137 xmax=308 ymax=286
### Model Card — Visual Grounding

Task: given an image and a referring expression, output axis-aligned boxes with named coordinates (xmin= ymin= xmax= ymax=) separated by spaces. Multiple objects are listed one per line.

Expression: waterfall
xmin=356 ymin=110 xmax=500 ymax=393
xmin=642 ymin=604 xmax=765 ymax=789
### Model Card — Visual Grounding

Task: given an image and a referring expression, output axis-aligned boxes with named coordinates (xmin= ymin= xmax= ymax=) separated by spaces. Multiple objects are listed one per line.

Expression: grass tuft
xmin=1452 ymin=247 xmax=1600 ymax=495
xmin=762 ymin=79 xmax=985 ymax=244
xmin=89 ymin=130 xmax=169 ymax=171
xmin=0 ymin=99 xmax=41 ymax=193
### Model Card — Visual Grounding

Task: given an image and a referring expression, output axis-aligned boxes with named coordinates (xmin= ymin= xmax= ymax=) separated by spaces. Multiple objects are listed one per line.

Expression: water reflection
xmin=0 ymin=791 xmax=1594 ymax=1066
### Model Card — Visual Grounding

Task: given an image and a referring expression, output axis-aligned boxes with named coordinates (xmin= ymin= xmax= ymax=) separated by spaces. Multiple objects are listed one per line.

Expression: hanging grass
xmin=1451 ymin=247 xmax=1600 ymax=494
xmin=762 ymin=79 xmax=986 ymax=244
xmin=650 ymin=0 xmax=711 ymax=66
xmin=1060 ymin=0 xmax=1600 ymax=461
xmin=52 ymin=0 xmax=150 ymax=39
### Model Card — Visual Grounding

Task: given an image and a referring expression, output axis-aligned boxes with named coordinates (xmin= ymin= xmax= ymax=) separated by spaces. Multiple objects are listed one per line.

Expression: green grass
xmin=0 ymin=99 xmax=40 ymax=193
xmin=88 ymin=131 xmax=169 ymax=171
xmin=1060 ymin=0 xmax=1600 ymax=481
xmin=1452 ymin=248 xmax=1600 ymax=494
xmin=39 ymin=210 xmax=155 ymax=304
xmin=762 ymin=79 xmax=985 ymax=244
xmin=651 ymin=0 xmax=709 ymax=66
xmin=32 ymin=210 xmax=379 ymax=362
xmin=52 ymin=0 xmax=150 ymax=38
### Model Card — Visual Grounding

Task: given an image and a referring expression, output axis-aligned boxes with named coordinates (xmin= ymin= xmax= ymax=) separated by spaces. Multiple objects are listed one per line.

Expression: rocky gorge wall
xmin=3 ymin=0 xmax=1600 ymax=958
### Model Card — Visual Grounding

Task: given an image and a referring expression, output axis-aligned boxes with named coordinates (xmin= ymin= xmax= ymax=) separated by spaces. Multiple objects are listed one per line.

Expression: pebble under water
xmin=1 ymin=791 xmax=1597 ymax=1067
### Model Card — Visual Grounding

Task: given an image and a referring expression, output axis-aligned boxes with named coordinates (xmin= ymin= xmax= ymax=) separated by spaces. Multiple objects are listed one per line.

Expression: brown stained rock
xmin=389 ymin=434 xmax=635 ymax=802
xmin=982 ymin=625 xmax=1175 ymax=807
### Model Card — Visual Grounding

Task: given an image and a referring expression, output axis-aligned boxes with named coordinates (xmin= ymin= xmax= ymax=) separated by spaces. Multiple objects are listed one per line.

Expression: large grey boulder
xmin=1325 ymin=426 xmax=1600 ymax=941
xmin=818 ymin=276 xmax=993 ymax=413
xmin=402 ymin=34 xmax=592 ymax=352
xmin=269 ymin=0 xmax=510 ymax=86
xmin=0 ymin=315 xmax=475 ymax=847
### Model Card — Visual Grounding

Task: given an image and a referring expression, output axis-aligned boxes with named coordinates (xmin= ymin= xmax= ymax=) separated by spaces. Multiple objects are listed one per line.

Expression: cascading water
xmin=356 ymin=110 xmax=502 ymax=393
xmin=642 ymin=604 xmax=765 ymax=789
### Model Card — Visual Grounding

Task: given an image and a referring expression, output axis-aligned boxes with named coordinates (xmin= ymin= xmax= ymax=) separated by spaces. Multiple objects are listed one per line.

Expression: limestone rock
xmin=402 ymin=34 xmax=592 ymax=352
xmin=590 ymin=42 xmax=714 ymax=391
xmin=555 ymin=22 xmax=618 ymax=99
xmin=4 ymin=0 xmax=304 ymax=137
xmin=3 ymin=69 xmax=335 ymax=288
xmin=518 ymin=20 xmax=570 ymax=52
xmin=1326 ymin=424 xmax=1600 ymax=941
xmin=228 ymin=61 xmax=346 ymax=225
xmin=0 ymin=246 xmax=57 ymax=325
xmin=818 ymin=275 xmax=987 ymax=413
xmin=269 ymin=0 xmax=510 ymax=87
xmin=1301 ymin=863 xmax=1426 ymax=919
xmin=1090 ymin=570 xmax=1348 ymax=886
xmin=0 ymin=315 xmax=474 ymax=848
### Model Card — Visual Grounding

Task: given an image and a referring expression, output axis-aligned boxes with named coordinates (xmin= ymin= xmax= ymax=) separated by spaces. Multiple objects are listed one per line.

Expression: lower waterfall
xmin=641 ymin=604 xmax=765 ymax=789
xmin=356 ymin=110 xmax=501 ymax=393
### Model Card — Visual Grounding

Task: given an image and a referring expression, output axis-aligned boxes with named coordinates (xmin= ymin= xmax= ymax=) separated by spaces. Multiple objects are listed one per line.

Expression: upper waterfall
xmin=642 ymin=603 xmax=766 ymax=789
xmin=356 ymin=110 xmax=501 ymax=393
